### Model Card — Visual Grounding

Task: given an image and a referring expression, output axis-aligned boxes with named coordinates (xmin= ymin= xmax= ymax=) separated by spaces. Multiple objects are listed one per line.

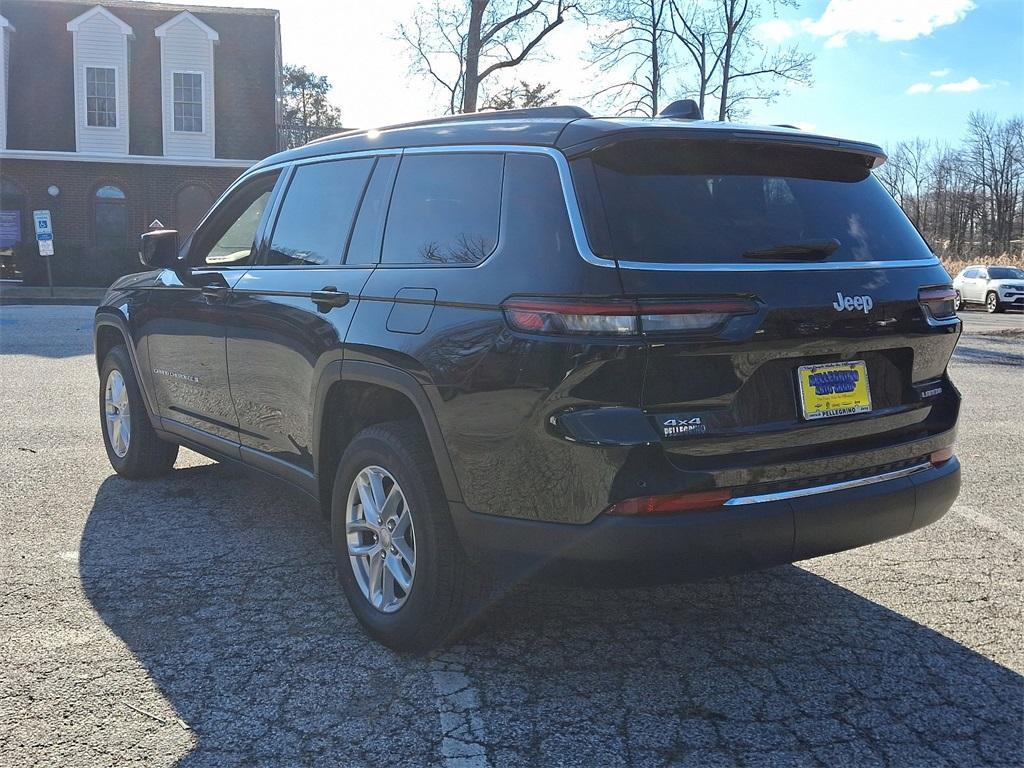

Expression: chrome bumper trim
xmin=723 ymin=462 xmax=933 ymax=506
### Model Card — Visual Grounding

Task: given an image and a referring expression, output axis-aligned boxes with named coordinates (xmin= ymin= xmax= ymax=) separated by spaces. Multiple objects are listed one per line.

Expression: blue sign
xmin=0 ymin=210 xmax=20 ymax=249
xmin=36 ymin=232 xmax=53 ymax=241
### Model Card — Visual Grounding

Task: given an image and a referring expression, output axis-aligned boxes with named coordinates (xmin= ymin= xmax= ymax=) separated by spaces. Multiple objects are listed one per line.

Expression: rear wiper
xmin=741 ymin=238 xmax=840 ymax=261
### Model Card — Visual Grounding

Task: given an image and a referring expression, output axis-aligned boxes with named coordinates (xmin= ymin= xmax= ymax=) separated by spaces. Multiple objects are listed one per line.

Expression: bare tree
xmin=398 ymin=0 xmax=580 ymax=114
xmin=666 ymin=0 xmax=721 ymax=116
xmin=587 ymin=0 xmax=669 ymax=116
xmin=707 ymin=0 xmax=813 ymax=121
xmin=876 ymin=114 xmax=1024 ymax=262
xmin=483 ymin=80 xmax=561 ymax=109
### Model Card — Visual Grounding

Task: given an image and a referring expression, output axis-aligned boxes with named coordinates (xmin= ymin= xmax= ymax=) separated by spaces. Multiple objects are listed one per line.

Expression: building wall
xmin=1 ymin=0 xmax=280 ymax=160
xmin=0 ymin=158 xmax=242 ymax=284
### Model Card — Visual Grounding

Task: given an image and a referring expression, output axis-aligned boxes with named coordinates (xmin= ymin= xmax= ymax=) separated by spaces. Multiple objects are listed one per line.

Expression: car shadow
xmin=80 ymin=463 xmax=1023 ymax=767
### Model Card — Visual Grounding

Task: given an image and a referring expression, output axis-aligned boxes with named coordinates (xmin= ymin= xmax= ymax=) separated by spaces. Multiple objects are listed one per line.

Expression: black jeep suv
xmin=94 ymin=106 xmax=961 ymax=650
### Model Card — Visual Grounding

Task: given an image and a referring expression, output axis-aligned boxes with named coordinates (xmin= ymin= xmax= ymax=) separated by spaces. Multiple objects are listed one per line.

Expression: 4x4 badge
xmin=662 ymin=417 xmax=707 ymax=437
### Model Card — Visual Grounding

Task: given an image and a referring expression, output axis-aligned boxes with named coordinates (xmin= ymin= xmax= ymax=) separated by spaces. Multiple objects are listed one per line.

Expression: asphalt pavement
xmin=0 ymin=305 xmax=1021 ymax=767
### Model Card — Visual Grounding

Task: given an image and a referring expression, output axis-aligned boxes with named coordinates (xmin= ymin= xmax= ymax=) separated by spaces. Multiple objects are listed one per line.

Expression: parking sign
xmin=33 ymin=210 xmax=54 ymax=257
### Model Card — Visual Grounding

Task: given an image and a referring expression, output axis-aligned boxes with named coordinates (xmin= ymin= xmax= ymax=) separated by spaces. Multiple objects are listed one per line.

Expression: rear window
xmin=570 ymin=139 xmax=934 ymax=265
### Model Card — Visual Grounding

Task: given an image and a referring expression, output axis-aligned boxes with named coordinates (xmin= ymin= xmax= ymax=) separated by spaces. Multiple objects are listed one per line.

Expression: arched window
xmin=94 ymin=185 xmax=127 ymax=249
xmin=173 ymin=184 xmax=214 ymax=237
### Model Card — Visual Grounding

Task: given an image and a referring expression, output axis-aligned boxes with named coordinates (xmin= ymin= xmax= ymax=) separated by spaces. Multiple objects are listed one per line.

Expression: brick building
xmin=0 ymin=0 xmax=281 ymax=285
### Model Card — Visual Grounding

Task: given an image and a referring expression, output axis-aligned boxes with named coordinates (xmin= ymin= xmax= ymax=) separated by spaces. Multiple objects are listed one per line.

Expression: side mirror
xmin=140 ymin=229 xmax=181 ymax=270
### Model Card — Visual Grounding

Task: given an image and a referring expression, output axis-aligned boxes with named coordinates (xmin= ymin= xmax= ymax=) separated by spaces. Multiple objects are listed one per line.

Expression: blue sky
xmin=188 ymin=0 xmax=1022 ymax=149
xmin=754 ymin=0 xmax=1024 ymax=147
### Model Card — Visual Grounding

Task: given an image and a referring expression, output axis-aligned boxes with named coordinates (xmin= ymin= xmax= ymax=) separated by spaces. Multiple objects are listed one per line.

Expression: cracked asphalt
xmin=1 ymin=305 xmax=1022 ymax=768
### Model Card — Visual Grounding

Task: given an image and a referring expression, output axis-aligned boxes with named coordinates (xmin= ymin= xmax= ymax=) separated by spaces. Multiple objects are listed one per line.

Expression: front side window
xmin=382 ymin=153 xmax=503 ymax=265
xmin=86 ymin=67 xmax=117 ymax=127
xmin=196 ymin=172 xmax=279 ymax=266
xmin=266 ymin=158 xmax=374 ymax=266
xmin=173 ymin=72 xmax=203 ymax=133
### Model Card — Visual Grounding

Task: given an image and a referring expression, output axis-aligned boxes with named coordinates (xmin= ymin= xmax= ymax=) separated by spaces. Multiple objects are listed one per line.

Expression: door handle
xmin=201 ymin=285 xmax=229 ymax=303
xmin=310 ymin=286 xmax=351 ymax=313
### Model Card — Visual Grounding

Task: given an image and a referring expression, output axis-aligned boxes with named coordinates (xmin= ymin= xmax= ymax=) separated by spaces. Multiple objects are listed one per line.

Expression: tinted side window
xmin=266 ymin=158 xmax=374 ymax=266
xmin=963 ymin=268 xmax=979 ymax=278
xmin=196 ymin=170 xmax=280 ymax=266
xmin=382 ymin=153 xmax=504 ymax=265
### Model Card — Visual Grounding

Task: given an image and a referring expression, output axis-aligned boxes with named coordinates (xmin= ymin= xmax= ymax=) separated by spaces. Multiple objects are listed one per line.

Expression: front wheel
xmin=99 ymin=345 xmax=178 ymax=478
xmin=986 ymin=291 xmax=1003 ymax=313
xmin=331 ymin=421 xmax=489 ymax=652
xmin=953 ymin=290 xmax=963 ymax=312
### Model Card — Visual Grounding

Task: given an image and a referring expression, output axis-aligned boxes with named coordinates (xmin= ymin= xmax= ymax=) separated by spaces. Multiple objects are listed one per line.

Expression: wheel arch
xmin=94 ymin=311 xmax=160 ymax=427
xmin=313 ymin=360 xmax=464 ymax=515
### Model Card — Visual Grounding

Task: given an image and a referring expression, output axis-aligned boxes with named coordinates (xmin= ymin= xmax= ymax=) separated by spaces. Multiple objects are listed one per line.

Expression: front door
xmin=142 ymin=170 xmax=282 ymax=450
xmin=225 ymin=154 xmax=398 ymax=479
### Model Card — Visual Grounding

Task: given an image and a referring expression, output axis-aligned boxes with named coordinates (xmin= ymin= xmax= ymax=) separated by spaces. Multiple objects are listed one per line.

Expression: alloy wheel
xmin=104 ymin=369 xmax=131 ymax=458
xmin=345 ymin=466 xmax=416 ymax=613
xmin=986 ymin=293 xmax=999 ymax=313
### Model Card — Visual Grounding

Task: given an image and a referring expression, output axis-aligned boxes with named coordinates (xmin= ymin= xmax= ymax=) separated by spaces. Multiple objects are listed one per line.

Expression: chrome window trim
xmin=229 ymin=143 xmax=940 ymax=273
xmin=723 ymin=462 xmax=933 ymax=506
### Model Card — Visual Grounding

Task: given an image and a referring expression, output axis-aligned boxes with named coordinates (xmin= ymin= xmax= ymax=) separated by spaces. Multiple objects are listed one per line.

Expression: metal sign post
xmin=32 ymin=210 xmax=55 ymax=298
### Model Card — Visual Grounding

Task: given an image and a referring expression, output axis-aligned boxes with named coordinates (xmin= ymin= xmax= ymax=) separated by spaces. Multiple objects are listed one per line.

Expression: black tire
xmin=953 ymin=290 xmax=962 ymax=312
xmin=331 ymin=420 xmax=490 ymax=652
xmin=986 ymin=291 xmax=1003 ymax=313
xmin=99 ymin=345 xmax=178 ymax=478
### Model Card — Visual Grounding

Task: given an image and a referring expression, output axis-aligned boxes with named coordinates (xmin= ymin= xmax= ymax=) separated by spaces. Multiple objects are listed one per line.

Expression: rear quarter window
xmin=381 ymin=153 xmax=504 ymax=265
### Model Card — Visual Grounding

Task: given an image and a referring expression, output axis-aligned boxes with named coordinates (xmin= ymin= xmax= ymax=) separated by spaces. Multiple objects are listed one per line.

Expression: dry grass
xmin=939 ymin=254 xmax=1024 ymax=276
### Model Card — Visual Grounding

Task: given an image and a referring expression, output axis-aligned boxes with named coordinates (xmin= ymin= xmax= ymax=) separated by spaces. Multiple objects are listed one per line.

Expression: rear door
xmin=568 ymin=137 xmax=960 ymax=468
xmin=225 ymin=153 xmax=397 ymax=482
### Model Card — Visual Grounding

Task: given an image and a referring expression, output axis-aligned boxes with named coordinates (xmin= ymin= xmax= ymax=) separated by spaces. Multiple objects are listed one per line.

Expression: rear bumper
xmin=450 ymin=457 xmax=960 ymax=582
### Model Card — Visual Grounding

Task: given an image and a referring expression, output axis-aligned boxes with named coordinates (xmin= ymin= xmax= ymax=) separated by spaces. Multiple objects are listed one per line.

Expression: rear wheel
xmin=331 ymin=420 xmax=489 ymax=652
xmin=99 ymin=345 xmax=178 ymax=478
xmin=986 ymin=291 xmax=1003 ymax=313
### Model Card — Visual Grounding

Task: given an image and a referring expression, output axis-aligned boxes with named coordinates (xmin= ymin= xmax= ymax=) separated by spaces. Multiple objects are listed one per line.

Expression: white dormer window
xmin=67 ymin=6 xmax=132 ymax=154
xmin=156 ymin=12 xmax=218 ymax=158
xmin=173 ymin=72 xmax=203 ymax=132
xmin=86 ymin=67 xmax=117 ymax=127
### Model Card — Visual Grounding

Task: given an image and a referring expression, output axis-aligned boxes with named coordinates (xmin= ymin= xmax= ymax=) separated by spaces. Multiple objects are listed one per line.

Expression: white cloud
xmin=755 ymin=20 xmax=795 ymax=43
xmin=802 ymin=0 xmax=975 ymax=48
xmin=929 ymin=68 xmax=951 ymax=77
xmin=937 ymin=76 xmax=993 ymax=93
xmin=906 ymin=83 xmax=934 ymax=95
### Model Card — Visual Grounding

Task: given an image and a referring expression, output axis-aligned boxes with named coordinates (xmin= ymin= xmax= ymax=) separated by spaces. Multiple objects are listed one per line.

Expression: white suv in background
xmin=952 ymin=265 xmax=1024 ymax=313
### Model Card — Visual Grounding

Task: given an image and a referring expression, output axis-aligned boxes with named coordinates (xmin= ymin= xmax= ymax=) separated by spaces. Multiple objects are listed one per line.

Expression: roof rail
xmin=308 ymin=105 xmax=592 ymax=145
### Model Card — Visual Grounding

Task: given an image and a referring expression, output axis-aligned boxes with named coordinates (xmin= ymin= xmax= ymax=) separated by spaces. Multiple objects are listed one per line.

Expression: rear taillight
xmin=604 ymin=488 xmax=732 ymax=516
xmin=503 ymin=297 xmax=758 ymax=335
xmin=919 ymin=286 xmax=957 ymax=320
xmin=930 ymin=447 xmax=954 ymax=466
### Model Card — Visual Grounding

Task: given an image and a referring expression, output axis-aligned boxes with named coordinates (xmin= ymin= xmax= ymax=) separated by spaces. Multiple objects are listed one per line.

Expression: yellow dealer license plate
xmin=797 ymin=361 xmax=872 ymax=421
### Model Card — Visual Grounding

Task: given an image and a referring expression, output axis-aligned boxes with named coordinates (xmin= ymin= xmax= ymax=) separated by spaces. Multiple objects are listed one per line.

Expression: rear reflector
xmin=503 ymin=297 xmax=758 ymax=335
xmin=930 ymin=447 xmax=955 ymax=466
xmin=604 ymin=488 xmax=732 ymax=516
xmin=919 ymin=286 xmax=957 ymax=320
